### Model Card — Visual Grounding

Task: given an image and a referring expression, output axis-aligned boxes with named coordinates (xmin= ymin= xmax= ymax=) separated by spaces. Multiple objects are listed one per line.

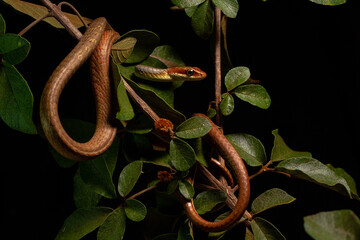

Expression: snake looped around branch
xmin=39 ymin=17 xmax=250 ymax=232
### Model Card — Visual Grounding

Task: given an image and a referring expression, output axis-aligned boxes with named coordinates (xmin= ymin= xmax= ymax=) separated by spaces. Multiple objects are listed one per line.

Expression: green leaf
xmin=234 ymin=84 xmax=271 ymax=109
xmin=189 ymin=138 xmax=209 ymax=167
xmin=0 ymin=14 xmax=5 ymax=36
xmin=55 ymin=207 xmax=113 ymax=240
xmin=194 ymin=190 xmax=227 ymax=215
xmin=309 ymin=0 xmax=346 ymax=6
xmin=97 ymin=207 xmax=126 ymax=240
xmin=116 ymin=78 xmax=134 ymax=121
xmin=0 ymin=33 xmax=30 ymax=65
xmin=212 ymin=0 xmax=239 ymax=18
xmin=0 ymin=63 xmax=36 ymax=134
xmin=141 ymin=151 xmax=173 ymax=169
xmin=171 ymin=0 xmax=205 ymax=8
xmin=167 ymin=179 xmax=179 ymax=194
xmin=276 ymin=157 xmax=353 ymax=198
xmin=304 ymin=210 xmax=360 ymax=240
xmin=179 ymin=179 xmax=195 ymax=200
xmin=271 ymin=129 xmax=312 ymax=162
xmin=245 ymin=228 xmax=255 ymax=240
xmin=226 ymin=133 xmax=267 ymax=167
xmin=169 ymin=138 xmax=197 ymax=171
xmin=207 ymin=107 xmax=216 ymax=118
xmin=327 ymin=164 xmax=359 ymax=200
xmin=224 ymin=66 xmax=250 ymax=91
xmin=118 ymin=161 xmax=143 ymax=197
xmin=251 ymin=217 xmax=286 ymax=240
xmin=122 ymin=133 xmax=153 ymax=162
xmin=120 ymin=30 xmax=160 ymax=64
xmin=78 ymin=137 xmax=119 ymax=199
xmin=125 ymin=113 xmax=153 ymax=134
xmin=220 ymin=93 xmax=234 ymax=116
xmin=73 ymin=172 xmax=101 ymax=208
xmin=151 ymin=45 xmax=186 ymax=67
xmin=111 ymin=37 xmax=137 ymax=65
xmin=125 ymin=199 xmax=147 ymax=222
xmin=176 ymin=116 xmax=212 ymax=139
xmin=177 ymin=220 xmax=194 ymax=240
xmin=191 ymin=0 xmax=214 ymax=40
xmin=185 ymin=6 xmax=199 ymax=18
xmin=251 ymin=188 xmax=296 ymax=215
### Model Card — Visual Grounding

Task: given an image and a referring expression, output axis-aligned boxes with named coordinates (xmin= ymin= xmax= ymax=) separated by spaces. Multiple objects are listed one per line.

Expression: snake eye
xmin=186 ymin=69 xmax=194 ymax=77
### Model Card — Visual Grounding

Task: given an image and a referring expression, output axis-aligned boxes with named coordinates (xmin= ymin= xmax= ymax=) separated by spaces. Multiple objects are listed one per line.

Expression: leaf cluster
xmin=0 ymin=0 xmax=357 ymax=240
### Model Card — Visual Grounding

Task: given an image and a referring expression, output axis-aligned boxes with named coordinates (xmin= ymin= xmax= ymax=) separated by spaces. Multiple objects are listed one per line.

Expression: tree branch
xmin=39 ymin=0 xmax=82 ymax=40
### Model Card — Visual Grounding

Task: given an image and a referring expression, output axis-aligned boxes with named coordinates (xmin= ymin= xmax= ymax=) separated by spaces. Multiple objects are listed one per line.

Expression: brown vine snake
xmin=39 ymin=17 xmax=250 ymax=232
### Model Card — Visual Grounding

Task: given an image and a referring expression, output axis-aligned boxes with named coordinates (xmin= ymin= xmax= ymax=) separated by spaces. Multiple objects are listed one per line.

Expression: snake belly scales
xmin=40 ymin=17 xmax=250 ymax=232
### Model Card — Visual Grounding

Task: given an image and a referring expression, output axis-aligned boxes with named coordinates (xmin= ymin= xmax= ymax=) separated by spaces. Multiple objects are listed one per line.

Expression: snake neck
xmin=134 ymin=65 xmax=172 ymax=82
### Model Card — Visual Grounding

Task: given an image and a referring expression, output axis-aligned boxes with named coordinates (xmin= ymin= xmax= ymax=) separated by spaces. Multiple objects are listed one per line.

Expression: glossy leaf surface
xmin=171 ymin=0 xmax=205 ymax=8
xmin=309 ymin=0 xmax=346 ymax=5
xmin=226 ymin=133 xmax=267 ymax=166
xmin=118 ymin=161 xmax=143 ymax=197
xmin=0 ymin=62 xmax=36 ymax=134
xmin=121 ymin=30 xmax=160 ymax=64
xmin=220 ymin=93 xmax=234 ymax=116
xmin=179 ymin=179 xmax=195 ymax=200
xmin=212 ymin=0 xmax=239 ymax=18
xmin=97 ymin=207 xmax=126 ymax=240
xmin=111 ymin=37 xmax=136 ymax=65
xmin=194 ymin=190 xmax=227 ymax=214
xmin=271 ymin=129 xmax=312 ymax=162
xmin=234 ymin=84 xmax=271 ymax=109
xmin=79 ymin=137 xmax=120 ymax=199
xmin=304 ymin=210 xmax=360 ymax=240
xmin=251 ymin=188 xmax=296 ymax=215
xmin=55 ymin=207 xmax=113 ymax=240
xmin=169 ymin=138 xmax=197 ymax=171
xmin=116 ymin=78 xmax=134 ymax=121
xmin=191 ymin=0 xmax=214 ymax=39
xmin=73 ymin=173 xmax=101 ymax=208
xmin=176 ymin=116 xmax=212 ymax=139
xmin=225 ymin=66 xmax=250 ymax=91
xmin=0 ymin=33 xmax=30 ymax=65
xmin=251 ymin=218 xmax=286 ymax=240
xmin=276 ymin=157 xmax=353 ymax=198
xmin=125 ymin=199 xmax=147 ymax=222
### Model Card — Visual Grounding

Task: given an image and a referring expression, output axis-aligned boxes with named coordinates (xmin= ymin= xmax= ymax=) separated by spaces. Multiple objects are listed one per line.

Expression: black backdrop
xmin=1 ymin=0 xmax=360 ymax=239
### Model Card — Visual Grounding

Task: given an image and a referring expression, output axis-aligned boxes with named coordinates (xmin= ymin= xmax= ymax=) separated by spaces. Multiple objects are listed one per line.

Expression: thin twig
xmin=127 ymin=185 xmax=157 ymax=200
xmin=18 ymin=13 xmax=51 ymax=36
xmin=214 ymin=6 xmax=222 ymax=126
xmin=58 ymin=1 xmax=89 ymax=28
xmin=121 ymin=77 xmax=160 ymax=123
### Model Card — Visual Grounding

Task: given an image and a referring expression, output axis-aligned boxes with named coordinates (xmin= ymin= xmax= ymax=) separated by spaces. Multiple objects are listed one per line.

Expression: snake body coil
xmin=40 ymin=18 xmax=120 ymax=161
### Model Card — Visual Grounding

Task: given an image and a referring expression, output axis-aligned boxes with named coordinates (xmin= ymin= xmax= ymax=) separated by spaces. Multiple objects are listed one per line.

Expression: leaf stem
xmin=126 ymin=185 xmax=157 ymax=200
xmin=18 ymin=13 xmax=51 ymax=36
xmin=58 ymin=1 xmax=89 ymax=28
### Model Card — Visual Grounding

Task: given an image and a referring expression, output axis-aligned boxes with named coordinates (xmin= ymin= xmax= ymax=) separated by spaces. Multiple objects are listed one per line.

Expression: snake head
xmin=168 ymin=66 xmax=207 ymax=81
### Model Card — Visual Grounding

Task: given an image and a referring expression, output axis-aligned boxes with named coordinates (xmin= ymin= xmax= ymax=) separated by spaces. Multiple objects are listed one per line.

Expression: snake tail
xmin=181 ymin=113 xmax=250 ymax=232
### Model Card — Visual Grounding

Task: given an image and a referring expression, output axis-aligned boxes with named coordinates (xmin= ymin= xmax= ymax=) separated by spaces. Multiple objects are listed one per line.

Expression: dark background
xmin=1 ymin=0 xmax=360 ymax=239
